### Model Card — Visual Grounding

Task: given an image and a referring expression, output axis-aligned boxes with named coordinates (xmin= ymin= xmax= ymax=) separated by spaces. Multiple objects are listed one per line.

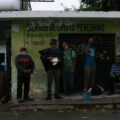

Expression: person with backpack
xmin=15 ymin=46 xmax=35 ymax=103
xmin=62 ymin=40 xmax=76 ymax=95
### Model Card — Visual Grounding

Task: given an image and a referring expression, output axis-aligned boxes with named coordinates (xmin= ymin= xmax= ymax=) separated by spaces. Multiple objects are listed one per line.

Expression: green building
xmin=0 ymin=11 xmax=120 ymax=98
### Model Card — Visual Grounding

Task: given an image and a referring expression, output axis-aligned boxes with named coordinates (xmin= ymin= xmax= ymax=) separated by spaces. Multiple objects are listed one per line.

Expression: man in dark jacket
xmin=15 ymin=46 xmax=35 ymax=103
xmin=41 ymin=39 xmax=63 ymax=100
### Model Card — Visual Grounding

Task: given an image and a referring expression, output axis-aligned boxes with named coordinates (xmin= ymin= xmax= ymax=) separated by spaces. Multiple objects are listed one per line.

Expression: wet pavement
xmin=0 ymin=109 xmax=119 ymax=120
xmin=0 ymin=94 xmax=120 ymax=120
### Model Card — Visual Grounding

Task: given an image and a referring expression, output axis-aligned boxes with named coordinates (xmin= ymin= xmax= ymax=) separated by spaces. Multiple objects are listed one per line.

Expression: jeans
xmin=63 ymin=71 xmax=74 ymax=94
xmin=84 ymin=66 xmax=96 ymax=90
xmin=47 ymin=69 xmax=61 ymax=96
xmin=17 ymin=74 xmax=30 ymax=99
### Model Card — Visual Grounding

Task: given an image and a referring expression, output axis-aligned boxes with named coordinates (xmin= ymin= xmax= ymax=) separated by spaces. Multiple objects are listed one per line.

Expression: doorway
xmin=59 ymin=33 xmax=115 ymax=92
xmin=0 ymin=21 xmax=11 ymax=100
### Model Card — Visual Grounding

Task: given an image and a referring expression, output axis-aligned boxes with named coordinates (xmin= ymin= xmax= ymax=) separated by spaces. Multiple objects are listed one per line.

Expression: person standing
xmin=41 ymin=39 xmax=63 ymax=100
xmin=62 ymin=40 xmax=76 ymax=95
xmin=15 ymin=46 xmax=35 ymax=103
xmin=83 ymin=37 xmax=97 ymax=91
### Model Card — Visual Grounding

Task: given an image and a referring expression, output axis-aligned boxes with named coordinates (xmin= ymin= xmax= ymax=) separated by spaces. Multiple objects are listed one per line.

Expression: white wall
xmin=0 ymin=0 xmax=20 ymax=10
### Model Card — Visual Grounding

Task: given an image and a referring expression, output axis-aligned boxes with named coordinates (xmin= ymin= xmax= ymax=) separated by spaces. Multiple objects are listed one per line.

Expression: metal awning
xmin=0 ymin=11 xmax=120 ymax=19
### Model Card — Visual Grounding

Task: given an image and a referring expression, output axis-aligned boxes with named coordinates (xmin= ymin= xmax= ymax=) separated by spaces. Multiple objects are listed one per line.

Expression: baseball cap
xmin=20 ymin=46 xmax=26 ymax=52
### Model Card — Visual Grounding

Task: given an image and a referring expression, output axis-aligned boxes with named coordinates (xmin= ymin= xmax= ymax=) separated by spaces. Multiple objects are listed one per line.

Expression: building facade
xmin=0 ymin=11 xmax=120 ymax=97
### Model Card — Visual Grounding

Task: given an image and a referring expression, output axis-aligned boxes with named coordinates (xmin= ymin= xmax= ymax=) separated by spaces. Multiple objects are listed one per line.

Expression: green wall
xmin=11 ymin=18 xmax=120 ymax=97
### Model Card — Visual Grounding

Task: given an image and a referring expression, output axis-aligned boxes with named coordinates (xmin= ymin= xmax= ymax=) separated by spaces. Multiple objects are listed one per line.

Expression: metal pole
xmin=28 ymin=0 xmax=32 ymax=10
xmin=21 ymin=0 xmax=24 ymax=10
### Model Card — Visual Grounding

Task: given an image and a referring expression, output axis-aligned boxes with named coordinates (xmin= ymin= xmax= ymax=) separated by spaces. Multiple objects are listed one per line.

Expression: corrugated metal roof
xmin=0 ymin=11 xmax=120 ymax=19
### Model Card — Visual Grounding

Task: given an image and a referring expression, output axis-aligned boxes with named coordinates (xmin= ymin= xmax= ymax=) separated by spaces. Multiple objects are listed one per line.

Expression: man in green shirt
xmin=62 ymin=40 xmax=76 ymax=95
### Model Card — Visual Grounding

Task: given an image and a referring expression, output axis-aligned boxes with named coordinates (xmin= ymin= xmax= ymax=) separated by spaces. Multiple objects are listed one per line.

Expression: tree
xmin=79 ymin=0 xmax=120 ymax=11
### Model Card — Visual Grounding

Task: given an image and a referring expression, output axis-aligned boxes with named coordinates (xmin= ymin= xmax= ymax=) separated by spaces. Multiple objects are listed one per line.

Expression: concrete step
xmin=1 ymin=94 xmax=120 ymax=111
xmin=9 ymin=98 xmax=120 ymax=111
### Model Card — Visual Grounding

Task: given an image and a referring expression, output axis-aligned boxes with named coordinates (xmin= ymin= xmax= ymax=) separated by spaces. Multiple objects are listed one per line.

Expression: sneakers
xmin=45 ymin=95 xmax=62 ymax=100
xmin=17 ymin=97 xmax=34 ymax=103
xmin=54 ymin=95 xmax=62 ymax=99
xmin=45 ymin=96 xmax=51 ymax=100
xmin=1 ymin=97 xmax=9 ymax=104
xmin=24 ymin=98 xmax=34 ymax=101
xmin=17 ymin=98 xmax=24 ymax=103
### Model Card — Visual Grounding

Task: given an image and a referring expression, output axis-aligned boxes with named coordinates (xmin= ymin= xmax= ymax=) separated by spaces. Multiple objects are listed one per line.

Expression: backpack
xmin=39 ymin=48 xmax=50 ymax=72
xmin=91 ymin=85 xmax=104 ymax=96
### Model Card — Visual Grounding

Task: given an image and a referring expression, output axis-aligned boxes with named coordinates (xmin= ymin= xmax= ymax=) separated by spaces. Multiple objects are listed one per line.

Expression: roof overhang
xmin=0 ymin=11 xmax=120 ymax=20
xmin=30 ymin=0 xmax=54 ymax=2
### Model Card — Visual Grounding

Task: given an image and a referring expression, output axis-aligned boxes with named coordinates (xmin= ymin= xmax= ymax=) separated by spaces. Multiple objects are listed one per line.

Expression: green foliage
xmin=79 ymin=0 xmax=120 ymax=11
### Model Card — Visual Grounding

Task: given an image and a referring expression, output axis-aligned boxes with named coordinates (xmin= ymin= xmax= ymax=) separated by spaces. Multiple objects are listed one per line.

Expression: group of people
xmin=14 ymin=37 xmax=120 ymax=103
xmin=40 ymin=39 xmax=76 ymax=100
